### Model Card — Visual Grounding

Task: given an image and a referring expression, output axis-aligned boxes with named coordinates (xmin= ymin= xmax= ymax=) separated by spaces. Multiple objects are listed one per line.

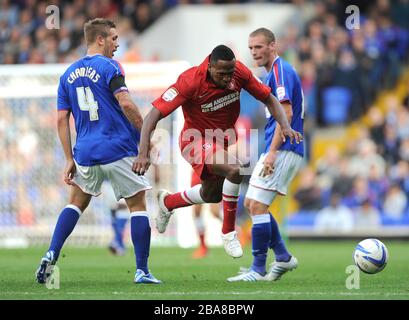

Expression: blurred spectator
xmin=351 ymin=33 xmax=377 ymax=104
xmin=382 ymin=123 xmax=401 ymax=165
xmin=354 ymin=198 xmax=382 ymax=230
xmin=367 ymin=163 xmax=389 ymax=208
xmin=331 ymin=157 xmax=354 ymax=198
xmin=0 ymin=0 xmax=19 ymax=28
xmin=399 ymin=137 xmax=409 ymax=162
xmin=314 ymin=192 xmax=354 ymax=233
xmin=315 ymin=145 xmax=340 ymax=190
xmin=332 ymin=48 xmax=366 ymax=121
xmin=133 ymin=2 xmax=153 ymax=33
xmin=343 ymin=176 xmax=377 ymax=209
xmin=294 ymin=167 xmax=323 ymax=212
xmin=348 ymin=139 xmax=386 ymax=178
xmin=367 ymin=107 xmax=385 ymax=152
xmin=396 ymin=107 xmax=409 ymax=139
xmin=383 ymin=183 xmax=408 ymax=220
xmin=114 ymin=18 xmax=138 ymax=60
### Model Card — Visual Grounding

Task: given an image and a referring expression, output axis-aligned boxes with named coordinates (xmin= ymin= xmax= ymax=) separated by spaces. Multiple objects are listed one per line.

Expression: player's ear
xmin=96 ymin=34 xmax=105 ymax=46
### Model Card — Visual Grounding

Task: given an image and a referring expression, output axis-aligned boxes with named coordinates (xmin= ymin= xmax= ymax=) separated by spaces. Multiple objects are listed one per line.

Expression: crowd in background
xmin=0 ymin=0 xmax=409 ymax=231
xmin=292 ymin=92 xmax=409 ymax=230
xmin=1 ymin=0 xmax=408 ymax=124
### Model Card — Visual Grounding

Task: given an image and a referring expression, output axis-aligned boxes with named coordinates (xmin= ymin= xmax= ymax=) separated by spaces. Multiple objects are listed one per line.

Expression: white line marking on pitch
xmin=2 ymin=291 xmax=409 ymax=297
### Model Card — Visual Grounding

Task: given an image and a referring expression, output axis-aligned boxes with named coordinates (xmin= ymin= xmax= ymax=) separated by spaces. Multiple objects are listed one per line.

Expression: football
xmin=353 ymin=239 xmax=389 ymax=274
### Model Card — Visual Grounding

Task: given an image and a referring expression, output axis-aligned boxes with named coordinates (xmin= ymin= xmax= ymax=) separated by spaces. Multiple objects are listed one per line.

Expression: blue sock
xmin=251 ymin=214 xmax=271 ymax=275
xmin=113 ymin=216 xmax=128 ymax=248
xmin=130 ymin=212 xmax=150 ymax=274
xmin=48 ymin=205 xmax=81 ymax=259
xmin=111 ymin=214 xmax=118 ymax=245
xmin=269 ymin=213 xmax=291 ymax=262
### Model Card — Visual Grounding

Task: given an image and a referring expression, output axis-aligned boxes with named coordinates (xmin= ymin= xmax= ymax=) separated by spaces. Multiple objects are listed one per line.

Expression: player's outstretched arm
xmin=132 ymin=107 xmax=164 ymax=175
xmin=263 ymin=94 xmax=302 ymax=144
xmin=57 ymin=109 xmax=76 ymax=185
xmin=115 ymin=91 xmax=143 ymax=131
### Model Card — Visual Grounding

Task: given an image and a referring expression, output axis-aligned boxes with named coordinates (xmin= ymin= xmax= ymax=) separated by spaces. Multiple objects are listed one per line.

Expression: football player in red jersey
xmin=134 ymin=45 xmax=302 ymax=258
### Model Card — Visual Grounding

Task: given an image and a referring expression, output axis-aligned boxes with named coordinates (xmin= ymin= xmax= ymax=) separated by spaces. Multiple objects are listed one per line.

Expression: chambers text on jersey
xmin=57 ymin=54 xmax=139 ymax=166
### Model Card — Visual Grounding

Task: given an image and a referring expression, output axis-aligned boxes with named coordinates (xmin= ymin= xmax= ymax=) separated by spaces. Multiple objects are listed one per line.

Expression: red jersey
xmin=152 ymin=56 xmax=271 ymax=136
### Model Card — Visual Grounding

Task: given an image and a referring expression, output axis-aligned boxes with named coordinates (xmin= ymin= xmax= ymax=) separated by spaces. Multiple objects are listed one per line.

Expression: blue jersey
xmin=57 ymin=54 xmax=139 ymax=166
xmin=264 ymin=56 xmax=304 ymax=157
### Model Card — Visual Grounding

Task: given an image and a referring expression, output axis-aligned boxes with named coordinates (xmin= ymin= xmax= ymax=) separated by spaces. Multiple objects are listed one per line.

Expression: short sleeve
xmin=270 ymin=62 xmax=292 ymax=104
xmin=151 ymin=72 xmax=192 ymax=117
xmin=238 ymin=61 xmax=271 ymax=102
xmin=57 ymin=77 xmax=70 ymax=110
xmin=104 ymin=59 xmax=125 ymax=88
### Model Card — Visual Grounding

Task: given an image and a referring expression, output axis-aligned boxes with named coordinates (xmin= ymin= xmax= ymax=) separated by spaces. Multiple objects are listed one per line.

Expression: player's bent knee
xmin=201 ymin=192 xmax=222 ymax=203
xmin=125 ymin=191 xmax=147 ymax=212
xmin=248 ymin=200 xmax=269 ymax=215
xmin=226 ymin=165 xmax=242 ymax=183
xmin=244 ymin=198 xmax=251 ymax=210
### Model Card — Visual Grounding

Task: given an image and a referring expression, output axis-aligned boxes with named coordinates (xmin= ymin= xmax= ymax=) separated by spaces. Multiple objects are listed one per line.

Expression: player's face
xmin=103 ymin=28 xmax=119 ymax=58
xmin=208 ymin=59 xmax=236 ymax=89
xmin=248 ymin=35 xmax=274 ymax=68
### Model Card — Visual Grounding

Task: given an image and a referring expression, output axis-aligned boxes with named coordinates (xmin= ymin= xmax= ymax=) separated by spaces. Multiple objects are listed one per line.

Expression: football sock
xmin=164 ymin=184 xmax=205 ymax=211
xmin=269 ymin=213 xmax=291 ymax=262
xmin=113 ymin=216 xmax=128 ymax=248
xmin=48 ymin=205 xmax=81 ymax=259
xmin=221 ymin=179 xmax=240 ymax=234
xmin=198 ymin=234 xmax=206 ymax=248
xmin=194 ymin=217 xmax=206 ymax=247
xmin=130 ymin=212 xmax=150 ymax=274
xmin=251 ymin=214 xmax=271 ymax=275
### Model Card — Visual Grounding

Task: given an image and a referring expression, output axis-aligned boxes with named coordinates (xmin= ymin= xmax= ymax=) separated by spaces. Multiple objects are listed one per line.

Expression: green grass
xmin=0 ymin=241 xmax=408 ymax=300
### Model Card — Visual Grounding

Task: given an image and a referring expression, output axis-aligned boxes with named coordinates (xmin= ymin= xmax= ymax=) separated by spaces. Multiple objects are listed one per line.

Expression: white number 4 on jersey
xmin=76 ymin=86 xmax=99 ymax=121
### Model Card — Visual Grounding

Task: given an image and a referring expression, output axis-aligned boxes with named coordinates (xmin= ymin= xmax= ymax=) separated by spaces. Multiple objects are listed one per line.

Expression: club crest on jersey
xmin=162 ymin=87 xmax=178 ymax=102
xmin=227 ymin=81 xmax=236 ymax=91
xmin=202 ymin=142 xmax=212 ymax=150
xmin=276 ymin=86 xmax=286 ymax=101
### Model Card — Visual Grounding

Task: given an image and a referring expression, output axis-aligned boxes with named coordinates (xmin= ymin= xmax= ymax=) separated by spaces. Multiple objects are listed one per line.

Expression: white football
xmin=353 ymin=239 xmax=389 ymax=274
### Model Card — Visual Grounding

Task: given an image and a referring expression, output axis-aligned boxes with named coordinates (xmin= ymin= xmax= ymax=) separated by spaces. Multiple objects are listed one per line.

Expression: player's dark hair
xmin=84 ymin=18 xmax=116 ymax=46
xmin=210 ymin=45 xmax=235 ymax=64
xmin=250 ymin=28 xmax=275 ymax=43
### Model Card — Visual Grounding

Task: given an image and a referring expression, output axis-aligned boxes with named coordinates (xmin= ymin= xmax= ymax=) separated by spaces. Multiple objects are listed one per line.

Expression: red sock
xmin=164 ymin=192 xmax=191 ymax=211
xmin=222 ymin=194 xmax=238 ymax=234
xmin=199 ymin=233 xmax=206 ymax=248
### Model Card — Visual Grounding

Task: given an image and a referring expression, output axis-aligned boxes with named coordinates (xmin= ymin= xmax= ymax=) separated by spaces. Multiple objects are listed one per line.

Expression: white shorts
xmin=73 ymin=157 xmax=152 ymax=201
xmin=246 ymin=151 xmax=303 ymax=206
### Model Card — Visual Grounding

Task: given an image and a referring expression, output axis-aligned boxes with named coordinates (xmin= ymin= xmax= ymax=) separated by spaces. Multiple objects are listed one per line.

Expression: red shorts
xmin=191 ymin=170 xmax=202 ymax=187
xmin=180 ymin=134 xmax=229 ymax=181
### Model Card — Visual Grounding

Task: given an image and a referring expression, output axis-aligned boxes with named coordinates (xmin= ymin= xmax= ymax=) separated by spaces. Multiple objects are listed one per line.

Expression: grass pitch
xmin=0 ymin=241 xmax=408 ymax=300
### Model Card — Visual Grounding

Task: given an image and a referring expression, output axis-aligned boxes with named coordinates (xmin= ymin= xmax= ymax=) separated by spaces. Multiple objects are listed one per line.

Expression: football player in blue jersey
xmin=36 ymin=18 xmax=161 ymax=284
xmin=228 ymin=28 xmax=304 ymax=282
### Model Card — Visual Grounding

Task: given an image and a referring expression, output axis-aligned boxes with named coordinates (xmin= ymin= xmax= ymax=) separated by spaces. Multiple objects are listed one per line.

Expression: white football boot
xmin=155 ymin=189 xmax=174 ymax=233
xmin=221 ymin=230 xmax=243 ymax=258
xmin=227 ymin=268 xmax=269 ymax=282
xmin=36 ymin=250 xmax=57 ymax=284
xmin=267 ymin=256 xmax=298 ymax=281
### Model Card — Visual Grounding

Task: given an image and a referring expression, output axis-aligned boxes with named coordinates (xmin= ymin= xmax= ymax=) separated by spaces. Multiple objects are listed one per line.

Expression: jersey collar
xmin=269 ymin=55 xmax=280 ymax=72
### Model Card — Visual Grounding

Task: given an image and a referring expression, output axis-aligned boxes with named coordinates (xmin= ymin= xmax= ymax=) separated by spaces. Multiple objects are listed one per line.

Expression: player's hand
xmin=260 ymin=151 xmax=277 ymax=178
xmin=280 ymin=127 xmax=303 ymax=144
xmin=63 ymin=159 xmax=76 ymax=185
xmin=133 ymin=154 xmax=150 ymax=175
